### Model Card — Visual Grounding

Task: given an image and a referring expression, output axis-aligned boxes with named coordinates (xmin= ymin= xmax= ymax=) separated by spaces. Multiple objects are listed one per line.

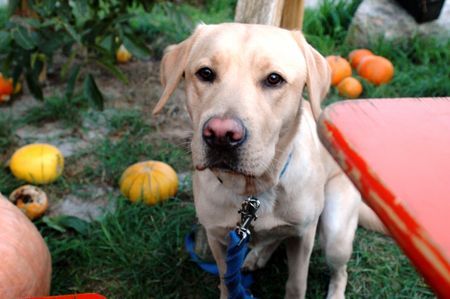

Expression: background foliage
xmin=0 ymin=0 xmax=155 ymax=108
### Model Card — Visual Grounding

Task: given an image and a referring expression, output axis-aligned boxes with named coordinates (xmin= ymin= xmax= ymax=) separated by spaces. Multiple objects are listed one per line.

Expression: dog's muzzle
xmin=202 ymin=116 xmax=247 ymax=149
xmin=200 ymin=116 xmax=247 ymax=172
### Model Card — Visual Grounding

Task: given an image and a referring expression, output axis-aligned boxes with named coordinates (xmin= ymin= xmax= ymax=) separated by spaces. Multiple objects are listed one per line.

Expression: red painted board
xmin=317 ymin=97 xmax=450 ymax=298
xmin=25 ymin=294 xmax=106 ymax=299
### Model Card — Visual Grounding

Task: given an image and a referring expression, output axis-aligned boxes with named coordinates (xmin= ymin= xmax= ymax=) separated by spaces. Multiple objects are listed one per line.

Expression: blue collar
xmin=279 ymin=151 xmax=293 ymax=179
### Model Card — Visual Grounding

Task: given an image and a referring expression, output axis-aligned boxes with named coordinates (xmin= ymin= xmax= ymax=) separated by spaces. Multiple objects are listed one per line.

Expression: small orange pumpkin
xmin=337 ymin=77 xmax=363 ymax=99
xmin=0 ymin=75 xmax=13 ymax=102
xmin=348 ymin=49 xmax=374 ymax=69
xmin=9 ymin=185 xmax=49 ymax=220
xmin=116 ymin=44 xmax=132 ymax=63
xmin=357 ymin=55 xmax=394 ymax=85
xmin=326 ymin=55 xmax=352 ymax=86
xmin=119 ymin=161 xmax=178 ymax=205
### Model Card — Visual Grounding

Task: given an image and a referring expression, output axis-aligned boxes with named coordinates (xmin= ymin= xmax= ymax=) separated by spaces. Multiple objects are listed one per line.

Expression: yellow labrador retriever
xmin=153 ymin=23 xmax=386 ymax=299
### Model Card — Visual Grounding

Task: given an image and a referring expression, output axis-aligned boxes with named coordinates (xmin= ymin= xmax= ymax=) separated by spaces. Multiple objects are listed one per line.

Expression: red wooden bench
xmin=318 ymin=97 xmax=450 ymax=298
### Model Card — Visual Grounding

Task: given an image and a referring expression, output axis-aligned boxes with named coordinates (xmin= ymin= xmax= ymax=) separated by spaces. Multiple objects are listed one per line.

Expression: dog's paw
xmin=242 ymin=250 xmax=260 ymax=272
xmin=242 ymin=249 xmax=269 ymax=272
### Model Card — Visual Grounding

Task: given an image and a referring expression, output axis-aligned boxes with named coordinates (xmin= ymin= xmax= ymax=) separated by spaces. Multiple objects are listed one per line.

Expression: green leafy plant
xmin=22 ymin=94 xmax=87 ymax=126
xmin=42 ymin=215 xmax=90 ymax=235
xmin=0 ymin=0 xmax=155 ymax=108
xmin=130 ymin=0 xmax=237 ymax=57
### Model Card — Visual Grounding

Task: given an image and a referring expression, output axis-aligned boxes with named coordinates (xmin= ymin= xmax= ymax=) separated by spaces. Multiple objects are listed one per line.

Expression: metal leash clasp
xmin=236 ymin=196 xmax=260 ymax=246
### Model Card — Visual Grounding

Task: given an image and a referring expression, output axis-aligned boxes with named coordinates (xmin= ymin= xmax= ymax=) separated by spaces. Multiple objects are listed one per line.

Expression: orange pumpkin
xmin=337 ymin=77 xmax=363 ymax=99
xmin=0 ymin=75 xmax=13 ymax=102
xmin=116 ymin=44 xmax=132 ymax=63
xmin=119 ymin=161 xmax=178 ymax=205
xmin=0 ymin=194 xmax=52 ymax=298
xmin=326 ymin=55 xmax=352 ymax=86
xmin=9 ymin=185 xmax=49 ymax=220
xmin=348 ymin=49 xmax=374 ymax=69
xmin=0 ymin=75 xmax=13 ymax=94
xmin=357 ymin=55 xmax=394 ymax=85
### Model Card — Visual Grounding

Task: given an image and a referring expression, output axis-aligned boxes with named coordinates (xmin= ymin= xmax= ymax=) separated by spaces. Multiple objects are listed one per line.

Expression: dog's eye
xmin=196 ymin=67 xmax=216 ymax=82
xmin=264 ymin=73 xmax=285 ymax=87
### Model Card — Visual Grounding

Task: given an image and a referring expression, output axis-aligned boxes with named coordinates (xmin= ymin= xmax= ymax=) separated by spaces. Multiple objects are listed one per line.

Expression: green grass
xmin=0 ymin=6 xmax=7 ymax=29
xmin=22 ymin=95 xmax=88 ymax=127
xmin=37 ymin=197 xmax=432 ymax=298
xmin=80 ymin=109 xmax=190 ymax=186
xmin=130 ymin=0 xmax=237 ymax=57
xmin=0 ymin=112 xmax=16 ymax=155
xmin=252 ymin=229 xmax=433 ymax=298
xmin=0 ymin=112 xmax=22 ymax=195
xmin=107 ymin=109 xmax=151 ymax=137
xmin=0 ymin=0 xmax=446 ymax=297
xmin=0 ymin=167 xmax=23 ymax=195
xmin=303 ymin=0 xmax=363 ymax=53
xmin=365 ymin=36 xmax=450 ymax=97
xmin=321 ymin=35 xmax=450 ymax=106
xmin=39 ymin=198 xmax=218 ymax=298
xmin=302 ymin=0 xmax=450 ymax=106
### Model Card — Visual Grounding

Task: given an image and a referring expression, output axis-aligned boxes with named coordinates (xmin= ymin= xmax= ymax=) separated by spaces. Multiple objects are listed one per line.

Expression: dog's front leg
xmin=206 ymin=231 xmax=228 ymax=299
xmin=284 ymin=223 xmax=318 ymax=299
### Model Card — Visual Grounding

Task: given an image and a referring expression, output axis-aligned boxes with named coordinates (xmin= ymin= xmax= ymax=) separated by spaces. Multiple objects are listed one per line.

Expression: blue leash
xmin=184 ymin=230 xmax=219 ymax=276
xmin=184 ymin=230 xmax=254 ymax=295
xmin=224 ymin=230 xmax=254 ymax=299
xmin=185 ymin=153 xmax=292 ymax=298
xmin=185 ymin=196 xmax=261 ymax=299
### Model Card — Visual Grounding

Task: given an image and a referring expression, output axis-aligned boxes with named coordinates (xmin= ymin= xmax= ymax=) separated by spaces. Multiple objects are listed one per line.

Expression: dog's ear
xmin=152 ymin=30 xmax=199 ymax=115
xmin=291 ymin=31 xmax=331 ymax=121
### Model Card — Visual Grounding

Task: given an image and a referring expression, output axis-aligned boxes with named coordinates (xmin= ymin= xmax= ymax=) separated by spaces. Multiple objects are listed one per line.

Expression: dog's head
xmin=153 ymin=23 xmax=330 ymax=195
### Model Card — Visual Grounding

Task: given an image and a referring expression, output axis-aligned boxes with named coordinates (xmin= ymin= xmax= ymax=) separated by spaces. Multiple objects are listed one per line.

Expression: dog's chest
xmin=194 ymin=167 xmax=323 ymax=240
xmin=249 ymin=187 xmax=321 ymax=239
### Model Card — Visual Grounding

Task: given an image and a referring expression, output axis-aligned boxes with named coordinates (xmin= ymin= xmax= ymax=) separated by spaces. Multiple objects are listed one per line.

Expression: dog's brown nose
xmin=202 ymin=117 xmax=246 ymax=148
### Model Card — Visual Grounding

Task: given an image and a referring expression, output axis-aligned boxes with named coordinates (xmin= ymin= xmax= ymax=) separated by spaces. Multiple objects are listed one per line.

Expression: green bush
xmin=0 ymin=0 xmax=155 ymax=107
xmin=130 ymin=0 xmax=237 ymax=57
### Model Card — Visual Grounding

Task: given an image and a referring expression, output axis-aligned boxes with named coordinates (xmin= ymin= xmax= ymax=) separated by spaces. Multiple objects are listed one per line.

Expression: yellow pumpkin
xmin=9 ymin=185 xmax=49 ymax=220
xmin=9 ymin=144 xmax=64 ymax=184
xmin=119 ymin=161 xmax=178 ymax=205
xmin=116 ymin=44 xmax=132 ymax=63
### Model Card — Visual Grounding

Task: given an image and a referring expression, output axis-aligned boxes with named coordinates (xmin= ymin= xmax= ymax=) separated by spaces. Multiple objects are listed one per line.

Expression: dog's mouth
xmin=196 ymin=161 xmax=251 ymax=176
xmin=195 ymin=153 xmax=254 ymax=177
xmin=194 ymin=143 xmax=278 ymax=195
